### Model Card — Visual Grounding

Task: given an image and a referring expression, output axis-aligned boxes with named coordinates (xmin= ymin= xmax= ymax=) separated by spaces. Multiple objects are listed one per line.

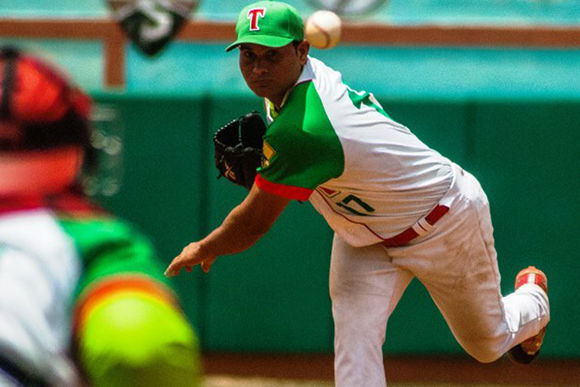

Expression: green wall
xmin=92 ymin=92 xmax=580 ymax=358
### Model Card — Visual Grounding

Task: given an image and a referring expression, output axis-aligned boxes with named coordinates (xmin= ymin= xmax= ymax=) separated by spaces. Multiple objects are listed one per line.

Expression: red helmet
xmin=0 ymin=47 xmax=93 ymax=196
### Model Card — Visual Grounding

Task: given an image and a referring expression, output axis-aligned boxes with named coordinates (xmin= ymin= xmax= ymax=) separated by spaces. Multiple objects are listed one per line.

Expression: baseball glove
xmin=213 ymin=111 xmax=267 ymax=190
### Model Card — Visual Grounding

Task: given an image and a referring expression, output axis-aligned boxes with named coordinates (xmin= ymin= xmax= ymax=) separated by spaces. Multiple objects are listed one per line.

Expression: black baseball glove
xmin=213 ymin=111 xmax=267 ymax=190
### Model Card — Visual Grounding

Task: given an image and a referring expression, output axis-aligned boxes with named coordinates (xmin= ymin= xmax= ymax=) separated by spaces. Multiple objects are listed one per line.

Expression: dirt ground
xmin=203 ymin=378 xmax=562 ymax=387
xmin=201 ymin=353 xmax=580 ymax=386
xmin=204 ymin=376 xmax=333 ymax=387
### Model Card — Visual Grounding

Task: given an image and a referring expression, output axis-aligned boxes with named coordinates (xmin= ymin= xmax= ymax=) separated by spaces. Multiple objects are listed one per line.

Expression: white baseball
xmin=304 ymin=10 xmax=342 ymax=49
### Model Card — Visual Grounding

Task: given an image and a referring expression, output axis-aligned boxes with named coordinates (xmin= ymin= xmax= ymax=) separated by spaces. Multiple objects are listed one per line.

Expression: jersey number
xmin=337 ymin=194 xmax=375 ymax=216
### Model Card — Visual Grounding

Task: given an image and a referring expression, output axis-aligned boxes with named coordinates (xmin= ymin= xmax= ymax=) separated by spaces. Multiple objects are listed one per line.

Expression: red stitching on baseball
xmin=311 ymin=20 xmax=331 ymax=49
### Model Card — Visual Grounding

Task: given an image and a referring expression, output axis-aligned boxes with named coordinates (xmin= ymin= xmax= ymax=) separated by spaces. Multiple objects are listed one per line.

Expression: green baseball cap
xmin=226 ymin=1 xmax=304 ymax=52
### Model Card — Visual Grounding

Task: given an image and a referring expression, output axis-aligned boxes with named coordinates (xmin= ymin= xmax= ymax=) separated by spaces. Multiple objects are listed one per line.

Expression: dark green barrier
xmin=203 ymin=96 xmax=334 ymax=352
xmin=92 ymin=92 xmax=579 ymax=357
xmin=92 ymin=94 xmax=208 ymax=332
xmin=471 ymin=101 xmax=580 ymax=357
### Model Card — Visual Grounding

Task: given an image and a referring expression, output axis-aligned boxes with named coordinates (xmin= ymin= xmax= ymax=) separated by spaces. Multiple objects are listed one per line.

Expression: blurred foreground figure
xmin=0 ymin=47 xmax=200 ymax=386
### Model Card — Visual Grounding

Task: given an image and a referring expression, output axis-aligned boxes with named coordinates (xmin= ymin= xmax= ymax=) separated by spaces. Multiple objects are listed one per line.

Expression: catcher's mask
xmin=0 ymin=46 xmax=97 ymax=197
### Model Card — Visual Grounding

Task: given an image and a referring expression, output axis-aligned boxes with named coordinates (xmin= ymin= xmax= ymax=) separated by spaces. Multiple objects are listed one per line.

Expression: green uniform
xmin=257 ymin=57 xmax=453 ymax=247
xmin=0 ymin=193 xmax=200 ymax=386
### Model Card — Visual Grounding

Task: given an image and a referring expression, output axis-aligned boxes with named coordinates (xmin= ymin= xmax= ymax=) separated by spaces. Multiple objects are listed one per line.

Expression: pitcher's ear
xmin=297 ymin=40 xmax=310 ymax=64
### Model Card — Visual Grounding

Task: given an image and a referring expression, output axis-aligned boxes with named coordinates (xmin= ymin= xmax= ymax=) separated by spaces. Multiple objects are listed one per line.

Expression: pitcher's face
xmin=239 ymin=42 xmax=309 ymax=107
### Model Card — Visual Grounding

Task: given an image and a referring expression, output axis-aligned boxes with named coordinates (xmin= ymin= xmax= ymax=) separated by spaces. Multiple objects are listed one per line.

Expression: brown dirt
xmin=202 ymin=353 xmax=580 ymax=386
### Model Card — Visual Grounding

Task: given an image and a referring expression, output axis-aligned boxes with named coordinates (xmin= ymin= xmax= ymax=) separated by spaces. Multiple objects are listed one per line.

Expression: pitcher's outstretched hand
xmin=165 ymin=242 xmax=216 ymax=277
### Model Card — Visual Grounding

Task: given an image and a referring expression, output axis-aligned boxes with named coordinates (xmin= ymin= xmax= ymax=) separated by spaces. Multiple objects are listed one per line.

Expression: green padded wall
xmin=87 ymin=92 xmax=579 ymax=358
xmin=202 ymin=96 xmax=334 ymax=352
xmin=91 ymin=93 xmax=208 ymax=331
xmin=471 ymin=101 xmax=580 ymax=357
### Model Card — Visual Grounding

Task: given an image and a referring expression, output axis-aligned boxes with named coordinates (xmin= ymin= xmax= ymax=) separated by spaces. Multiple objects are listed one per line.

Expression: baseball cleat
xmin=507 ymin=266 xmax=548 ymax=364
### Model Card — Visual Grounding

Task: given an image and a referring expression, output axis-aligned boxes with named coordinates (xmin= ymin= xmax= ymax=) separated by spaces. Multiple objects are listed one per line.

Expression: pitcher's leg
xmin=330 ymin=234 xmax=413 ymax=387
xmin=426 ymin=263 xmax=549 ymax=362
xmin=504 ymin=271 xmax=550 ymax=364
xmin=410 ymin=177 xmax=549 ymax=362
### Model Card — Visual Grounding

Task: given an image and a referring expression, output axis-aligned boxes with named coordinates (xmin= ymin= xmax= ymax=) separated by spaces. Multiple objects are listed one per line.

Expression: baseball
xmin=304 ymin=10 xmax=342 ymax=49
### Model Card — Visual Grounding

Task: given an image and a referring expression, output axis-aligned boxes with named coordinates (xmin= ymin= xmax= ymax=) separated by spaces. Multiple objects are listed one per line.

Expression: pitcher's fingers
xmin=164 ymin=262 xmax=180 ymax=277
xmin=201 ymin=258 xmax=216 ymax=273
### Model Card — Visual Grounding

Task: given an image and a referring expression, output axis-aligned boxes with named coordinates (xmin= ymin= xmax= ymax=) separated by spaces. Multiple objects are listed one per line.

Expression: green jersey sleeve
xmin=257 ymin=81 xmax=344 ymax=200
xmin=58 ymin=214 xmax=171 ymax=297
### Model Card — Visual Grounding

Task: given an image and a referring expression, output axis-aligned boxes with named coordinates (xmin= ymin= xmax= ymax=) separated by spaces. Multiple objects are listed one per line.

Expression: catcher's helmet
xmin=0 ymin=46 xmax=94 ymax=196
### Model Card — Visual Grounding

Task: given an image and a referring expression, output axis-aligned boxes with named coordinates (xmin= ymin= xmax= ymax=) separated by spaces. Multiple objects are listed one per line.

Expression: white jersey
xmin=256 ymin=57 xmax=454 ymax=246
xmin=0 ymin=209 xmax=81 ymax=386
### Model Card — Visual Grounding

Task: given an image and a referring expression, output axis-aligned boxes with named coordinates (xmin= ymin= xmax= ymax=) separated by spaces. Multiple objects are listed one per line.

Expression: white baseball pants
xmin=329 ymin=165 xmax=550 ymax=387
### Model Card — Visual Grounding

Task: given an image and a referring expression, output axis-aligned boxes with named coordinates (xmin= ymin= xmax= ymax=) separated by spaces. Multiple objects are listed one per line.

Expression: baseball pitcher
xmin=165 ymin=2 xmax=550 ymax=385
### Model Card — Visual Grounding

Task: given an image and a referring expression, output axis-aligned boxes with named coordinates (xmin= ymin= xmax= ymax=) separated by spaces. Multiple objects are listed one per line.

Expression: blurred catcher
xmin=0 ymin=47 xmax=200 ymax=386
